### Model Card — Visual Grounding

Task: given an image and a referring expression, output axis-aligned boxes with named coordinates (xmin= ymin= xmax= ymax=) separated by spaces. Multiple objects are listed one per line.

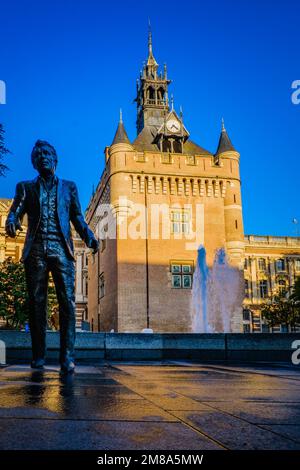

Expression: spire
xmin=146 ymin=19 xmax=158 ymax=67
xmin=164 ymin=63 xmax=167 ymax=79
xmin=135 ymin=23 xmax=171 ymax=134
xmin=148 ymin=18 xmax=152 ymax=55
xmin=221 ymin=117 xmax=225 ymax=131
xmin=111 ymin=111 xmax=131 ymax=145
xmin=215 ymin=118 xmax=236 ymax=156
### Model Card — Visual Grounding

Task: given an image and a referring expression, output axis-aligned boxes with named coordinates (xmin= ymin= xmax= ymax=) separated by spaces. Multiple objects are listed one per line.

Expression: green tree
xmin=289 ymin=277 xmax=300 ymax=303
xmin=0 ymin=258 xmax=58 ymax=329
xmin=261 ymin=297 xmax=288 ymax=331
xmin=0 ymin=123 xmax=10 ymax=177
xmin=261 ymin=288 xmax=300 ymax=332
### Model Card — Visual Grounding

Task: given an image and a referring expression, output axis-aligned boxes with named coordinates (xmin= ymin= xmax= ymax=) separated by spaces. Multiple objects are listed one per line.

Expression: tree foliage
xmin=289 ymin=277 xmax=300 ymax=304
xmin=261 ymin=278 xmax=300 ymax=331
xmin=0 ymin=123 xmax=10 ymax=177
xmin=0 ymin=258 xmax=58 ymax=329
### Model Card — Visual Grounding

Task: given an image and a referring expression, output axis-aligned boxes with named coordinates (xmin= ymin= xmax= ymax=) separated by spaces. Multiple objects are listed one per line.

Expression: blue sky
xmin=0 ymin=0 xmax=299 ymax=236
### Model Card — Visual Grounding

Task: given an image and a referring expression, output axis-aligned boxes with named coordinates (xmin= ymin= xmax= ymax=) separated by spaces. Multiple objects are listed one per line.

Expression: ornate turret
xmin=135 ymin=24 xmax=171 ymax=134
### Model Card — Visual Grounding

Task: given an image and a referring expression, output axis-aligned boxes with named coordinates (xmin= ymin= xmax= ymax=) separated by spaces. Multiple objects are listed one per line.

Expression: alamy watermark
xmin=291 ymin=340 xmax=300 ymax=365
xmin=0 ymin=80 xmax=6 ymax=104
xmin=291 ymin=80 xmax=300 ymax=104
xmin=94 ymin=198 xmax=204 ymax=251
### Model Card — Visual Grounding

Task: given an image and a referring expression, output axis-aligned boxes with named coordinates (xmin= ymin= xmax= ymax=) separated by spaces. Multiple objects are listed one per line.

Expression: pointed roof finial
xmin=111 ymin=112 xmax=131 ymax=146
xmin=171 ymin=94 xmax=174 ymax=111
xmin=146 ymin=19 xmax=158 ymax=68
xmin=164 ymin=62 xmax=167 ymax=79
xmin=221 ymin=117 xmax=225 ymax=132
xmin=148 ymin=18 xmax=152 ymax=54
xmin=215 ymin=119 xmax=236 ymax=156
xmin=180 ymin=105 xmax=183 ymax=119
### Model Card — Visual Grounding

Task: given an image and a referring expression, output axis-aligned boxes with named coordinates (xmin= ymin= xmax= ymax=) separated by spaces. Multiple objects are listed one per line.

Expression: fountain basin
xmin=0 ymin=331 xmax=299 ymax=363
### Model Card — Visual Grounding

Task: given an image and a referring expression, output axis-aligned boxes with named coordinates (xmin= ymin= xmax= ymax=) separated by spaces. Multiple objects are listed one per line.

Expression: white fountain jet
xmin=191 ymin=246 xmax=243 ymax=333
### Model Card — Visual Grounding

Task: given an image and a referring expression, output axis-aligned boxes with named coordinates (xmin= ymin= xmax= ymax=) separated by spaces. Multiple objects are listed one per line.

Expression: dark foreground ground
xmin=0 ymin=361 xmax=300 ymax=450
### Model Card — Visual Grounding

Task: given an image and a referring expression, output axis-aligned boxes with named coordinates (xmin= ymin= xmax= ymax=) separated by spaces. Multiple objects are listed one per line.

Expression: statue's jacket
xmin=6 ymin=176 xmax=95 ymax=261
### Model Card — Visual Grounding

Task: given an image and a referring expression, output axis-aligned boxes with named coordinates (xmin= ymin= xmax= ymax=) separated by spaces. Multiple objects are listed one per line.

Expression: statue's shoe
xmin=60 ymin=360 xmax=75 ymax=374
xmin=31 ymin=359 xmax=45 ymax=369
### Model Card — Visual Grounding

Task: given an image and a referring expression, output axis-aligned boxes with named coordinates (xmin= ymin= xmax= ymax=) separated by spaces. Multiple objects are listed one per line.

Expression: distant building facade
xmin=0 ymin=198 xmax=26 ymax=262
xmin=243 ymin=235 xmax=300 ymax=332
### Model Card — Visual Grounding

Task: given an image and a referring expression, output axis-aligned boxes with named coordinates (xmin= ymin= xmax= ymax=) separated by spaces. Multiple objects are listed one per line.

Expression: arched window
xmin=157 ymin=87 xmax=165 ymax=103
xmin=147 ymin=86 xmax=155 ymax=101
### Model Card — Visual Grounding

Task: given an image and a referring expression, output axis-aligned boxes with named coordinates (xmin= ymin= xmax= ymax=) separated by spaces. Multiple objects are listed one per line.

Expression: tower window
xmin=235 ymin=219 xmax=238 ymax=229
xmin=170 ymin=210 xmax=190 ymax=234
xmin=147 ymin=86 xmax=155 ymax=102
xmin=170 ymin=262 xmax=193 ymax=289
xmin=157 ymin=87 xmax=165 ymax=103
xmin=234 ymin=194 xmax=236 ymax=203
xmin=161 ymin=142 xmax=172 ymax=156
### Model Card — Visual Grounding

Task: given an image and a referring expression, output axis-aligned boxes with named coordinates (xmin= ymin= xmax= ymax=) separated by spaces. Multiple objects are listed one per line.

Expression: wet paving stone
xmin=261 ymin=425 xmax=300 ymax=444
xmin=0 ymin=419 xmax=222 ymax=450
xmin=0 ymin=362 xmax=299 ymax=449
xmin=201 ymin=402 xmax=300 ymax=425
xmin=173 ymin=410 xmax=300 ymax=450
xmin=0 ymin=389 xmax=177 ymax=421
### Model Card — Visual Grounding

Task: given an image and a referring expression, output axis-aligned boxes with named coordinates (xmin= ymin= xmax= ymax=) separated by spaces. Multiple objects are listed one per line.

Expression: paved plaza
xmin=0 ymin=361 xmax=300 ymax=450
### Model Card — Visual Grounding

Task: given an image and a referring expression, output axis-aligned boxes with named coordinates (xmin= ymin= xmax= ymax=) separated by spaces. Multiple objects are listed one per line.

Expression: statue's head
xmin=31 ymin=140 xmax=58 ymax=176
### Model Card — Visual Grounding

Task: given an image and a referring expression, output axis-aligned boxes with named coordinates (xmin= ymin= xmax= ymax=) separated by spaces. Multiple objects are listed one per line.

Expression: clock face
xmin=167 ymin=119 xmax=180 ymax=133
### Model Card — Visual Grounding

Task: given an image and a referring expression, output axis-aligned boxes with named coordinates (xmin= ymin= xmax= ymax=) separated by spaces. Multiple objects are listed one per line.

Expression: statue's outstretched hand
xmin=90 ymin=238 xmax=99 ymax=254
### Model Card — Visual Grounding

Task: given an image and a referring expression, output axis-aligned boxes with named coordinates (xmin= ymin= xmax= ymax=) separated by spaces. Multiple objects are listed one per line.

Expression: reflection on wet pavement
xmin=0 ymin=362 xmax=300 ymax=450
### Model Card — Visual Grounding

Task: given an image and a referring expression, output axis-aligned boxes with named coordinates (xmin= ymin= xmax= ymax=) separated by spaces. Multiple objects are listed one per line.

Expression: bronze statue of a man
xmin=6 ymin=140 xmax=99 ymax=373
